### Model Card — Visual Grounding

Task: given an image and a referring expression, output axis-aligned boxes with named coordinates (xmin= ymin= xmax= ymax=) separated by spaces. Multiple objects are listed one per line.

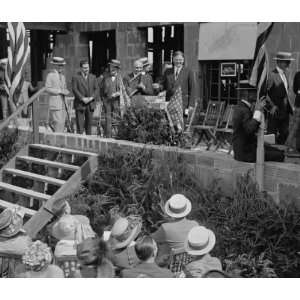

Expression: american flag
xmin=166 ymin=87 xmax=184 ymax=131
xmin=7 ymin=22 xmax=30 ymax=109
xmin=249 ymin=22 xmax=274 ymax=98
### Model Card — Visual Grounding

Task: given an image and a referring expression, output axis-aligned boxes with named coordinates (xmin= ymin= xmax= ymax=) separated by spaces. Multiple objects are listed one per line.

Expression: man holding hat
xmin=266 ymin=51 xmax=294 ymax=145
xmin=152 ymin=194 xmax=198 ymax=257
xmin=45 ymin=57 xmax=70 ymax=132
xmin=100 ymin=59 xmax=122 ymax=138
xmin=232 ymin=80 xmax=285 ymax=162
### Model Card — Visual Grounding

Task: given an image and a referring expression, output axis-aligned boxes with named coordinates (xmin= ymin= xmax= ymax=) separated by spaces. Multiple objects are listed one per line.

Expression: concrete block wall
xmin=16 ymin=129 xmax=300 ymax=209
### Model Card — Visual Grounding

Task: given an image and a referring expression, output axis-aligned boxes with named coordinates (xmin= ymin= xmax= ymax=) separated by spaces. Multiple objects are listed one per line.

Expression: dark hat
xmin=108 ymin=59 xmax=121 ymax=69
xmin=236 ymin=80 xmax=257 ymax=90
xmin=50 ymin=57 xmax=66 ymax=65
xmin=273 ymin=51 xmax=295 ymax=61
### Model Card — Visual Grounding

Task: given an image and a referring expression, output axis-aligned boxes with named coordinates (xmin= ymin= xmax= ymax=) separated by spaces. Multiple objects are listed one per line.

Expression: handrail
xmin=0 ymin=87 xmax=46 ymax=132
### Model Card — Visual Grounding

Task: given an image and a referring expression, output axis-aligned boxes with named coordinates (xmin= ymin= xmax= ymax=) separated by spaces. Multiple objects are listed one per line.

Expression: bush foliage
xmin=67 ymin=149 xmax=300 ymax=277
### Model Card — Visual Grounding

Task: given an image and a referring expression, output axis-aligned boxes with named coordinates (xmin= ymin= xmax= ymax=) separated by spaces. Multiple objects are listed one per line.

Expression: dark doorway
xmin=88 ymin=30 xmax=116 ymax=77
xmin=0 ymin=28 xmax=8 ymax=59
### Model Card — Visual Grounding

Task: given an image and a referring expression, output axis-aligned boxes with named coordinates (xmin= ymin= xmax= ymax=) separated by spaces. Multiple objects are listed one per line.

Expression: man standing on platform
xmin=154 ymin=51 xmax=197 ymax=121
xmin=45 ymin=57 xmax=69 ymax=132
xmin=124 ymin=59 xmax=154 ymax=97
xmin=232 ymin=80 xmax=284 ymax=163
xmin=266 ymin=51 xmax=294 ymax=145
xmin=72 ymin=59 xmax=98 ymax=135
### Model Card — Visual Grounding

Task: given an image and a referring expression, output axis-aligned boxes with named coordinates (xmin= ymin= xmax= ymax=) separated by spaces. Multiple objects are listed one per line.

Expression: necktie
xmin=175 ymin=68 xmax=179 ymax=80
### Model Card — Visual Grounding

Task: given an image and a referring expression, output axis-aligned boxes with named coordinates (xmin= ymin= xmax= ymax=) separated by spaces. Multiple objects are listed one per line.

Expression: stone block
xmin=44 ymin=133 xmax=55 ymax=146
xmin=76 ymin=137 xmax=83 ymax=150
xmin=278 ymin=182 xmax=300 ymax=209
xmin=66 ymin=136 xmax=76 ymax=149
xmin=264 ymin=176 xmax=279 ymax=193
xmin=55 ymin=134 xmax=66 ymax=147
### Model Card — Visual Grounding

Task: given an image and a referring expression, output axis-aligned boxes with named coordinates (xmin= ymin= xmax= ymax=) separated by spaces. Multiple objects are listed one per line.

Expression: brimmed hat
xmin=164 ymin=194 xmax=192 ymax=218
xmin=184 ymin=226 xmax=216 ymax=256
xmin=273 ymin=51 xmax=295 ymax=61
xmin=0 ymin=207 xmax=25 ymax=238
xmin=51 ymin=214 xmax=78 ymax=240
xmin=236 ymin=80 xmax=257 ymax=90
xmin=0 ymin=58 xmax=8 ymax=65
xmin=77 ymin=237 xmax=100 ymax=264
xmin=50 ymin=57 xmax=66 ymax=65
xmin=109 ymin=217 xmax=141 ymax=250
xmin=108 ymin=59 xmax=121 ymax=69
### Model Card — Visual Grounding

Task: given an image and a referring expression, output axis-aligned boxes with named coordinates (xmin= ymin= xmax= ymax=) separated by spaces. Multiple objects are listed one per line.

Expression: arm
xmin=242 ymin=110 xmax=260 ymax=135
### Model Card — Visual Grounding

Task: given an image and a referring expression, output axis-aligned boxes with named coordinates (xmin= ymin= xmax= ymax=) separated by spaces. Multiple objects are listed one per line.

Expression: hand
xmin=82 ymin=97 xmax=90 ymax=104
xmin=270 ymin=106 xmax=278 ymax=116
xmin=152 ymin=83 xmax=160 ymax=90
xmin=138 ymin=82 xmax=146 ymax=90
xmin=61 ymin=89 xmax=69 ymax=96
xmin=255 ymin=97 xmax=266 ymax=111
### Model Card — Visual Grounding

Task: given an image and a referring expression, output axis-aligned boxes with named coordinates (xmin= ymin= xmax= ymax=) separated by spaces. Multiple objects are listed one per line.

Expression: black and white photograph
xmin=0 ymin=0 xmax=299 ymax=299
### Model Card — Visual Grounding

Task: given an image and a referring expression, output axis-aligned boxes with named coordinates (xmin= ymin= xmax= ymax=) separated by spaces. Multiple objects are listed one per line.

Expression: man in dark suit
xmin=72 ymin=60 xmax=98 ymax=135
xmin=266 ymin=52 xmax=294 ymax=145
xmin=232 ymin=80 xmax=284 ymax=163
xmin=155 ymin=51 xmax=197 ymax=119
xmin=123 ymin=59 xmax=154 ymax=97
xmin=100 ymin=59 xmax=122 ymax=138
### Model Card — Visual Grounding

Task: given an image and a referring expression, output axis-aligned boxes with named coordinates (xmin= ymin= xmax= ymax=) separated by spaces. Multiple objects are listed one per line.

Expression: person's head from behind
xmin=238 ymin=80 xmax=257 ymax=104
xmin=80 ymin=59 xmax=90 ymax=76
xmin=173 ymin=51 xmax=184 ymax=68
xmin=133 ymin=60 xmax=143 ymax=75
xmin=135 ymin=235 xmax=158 ymax=262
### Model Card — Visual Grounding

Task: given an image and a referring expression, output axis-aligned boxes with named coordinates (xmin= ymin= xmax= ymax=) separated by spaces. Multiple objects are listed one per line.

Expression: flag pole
xmin=256 ymin=100 xmax=265 ymax=192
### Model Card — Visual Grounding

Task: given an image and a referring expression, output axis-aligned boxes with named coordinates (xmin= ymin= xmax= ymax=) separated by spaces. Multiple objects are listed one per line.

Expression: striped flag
xmin=7 ymin=22 xmax=30 ymax=108
xmin=166 ymin=87 xmax=184 ymax=131
xmin=249 ymin=22 xmax=274 ymax=98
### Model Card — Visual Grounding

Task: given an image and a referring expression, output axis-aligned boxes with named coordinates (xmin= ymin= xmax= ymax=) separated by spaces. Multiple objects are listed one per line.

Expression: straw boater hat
xmin=273 ymin=51 xmax=295 ymax=61
xmin=184 ymin=226 xmax=216 ymax=256
xmin=0 ymin=207 xmax=25 ymax=238
xmin=0 ymin=58 xmax=8 ymax=65
xmin=164 ymin=194 xmax=192 ymax=218
xmin=108 ymin=59 xmax=121 ymax=69
xmin=50 ymin=56 xmax=66 ymax=65
xmin=236 ymin=80 xmax=257 ymax=90
xmin=109 ymin=217 xmax=141 ymax=250
xmin=139 ymin=57 xmax=150 ymax=67
xmin=51 ymin=214 xmax=78 ymax=240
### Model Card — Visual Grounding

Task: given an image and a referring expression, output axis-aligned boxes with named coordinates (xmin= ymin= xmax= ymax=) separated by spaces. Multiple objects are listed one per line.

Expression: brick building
xmin=1 ymin=22 xmax=300 ymax=107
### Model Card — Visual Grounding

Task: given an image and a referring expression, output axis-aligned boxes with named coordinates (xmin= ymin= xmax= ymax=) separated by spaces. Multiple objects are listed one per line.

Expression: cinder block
xmin=55 ymin=134 xmax=66 ymax=147
xmin=66 ymin=136 xmax=76 ymax=149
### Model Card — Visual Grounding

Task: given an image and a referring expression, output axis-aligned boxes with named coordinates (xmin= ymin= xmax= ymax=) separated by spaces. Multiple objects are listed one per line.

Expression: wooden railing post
xmin=32 ymin=96 xmax=39 ymax=144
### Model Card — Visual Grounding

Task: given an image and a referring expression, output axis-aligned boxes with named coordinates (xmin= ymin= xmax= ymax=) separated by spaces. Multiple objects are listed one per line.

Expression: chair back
xmin=0 ymin=252 xmax=22 ymax=278
xmin=169 ymin=247 xmax=193 ymax=277
xmin=203 ymin=101 xmax=225 ymax=127
xmin=218 ymin=104 xmax=235 ymax=130
xmin=55 ymin=255 xmax=80 ymax=278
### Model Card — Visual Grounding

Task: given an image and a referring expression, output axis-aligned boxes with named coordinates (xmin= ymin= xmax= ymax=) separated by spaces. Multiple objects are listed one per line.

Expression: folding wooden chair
xmin=168 ymin=247 xmax=193 ymax=278
xmin=0 ymin=252 xmax=22 ymax=278
xmin=55 ymin=255 xmax=80 ymax=278
xmin=215 ymin=104 xmax=235 ymax=153
xmin=192 ymin=101 xmax=225 ymax=149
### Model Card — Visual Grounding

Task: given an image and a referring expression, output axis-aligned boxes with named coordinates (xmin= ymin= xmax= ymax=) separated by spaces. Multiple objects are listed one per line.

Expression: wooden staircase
xmin=0 ymin=143 xmax=98 ymax=238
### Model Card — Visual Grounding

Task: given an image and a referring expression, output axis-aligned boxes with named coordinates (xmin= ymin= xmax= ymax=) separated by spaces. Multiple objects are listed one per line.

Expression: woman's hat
xmin=109 ymin=217 xmax=141 ymax=250
xmin=164 ymin=194 xmax=192 ymax=218
xmin=50 ymin=57 xmax=66 ymax=65
xmin=0 ymin=207 xmax=25 ymax=238
xmin=184 ymin=226 xmax=216 ymax=256
xmin=273 ymin=51 xmax=295 ymax=61
xmin=51 ymin=214 xmax=78 ymax=240
xmin=236 ymin=80 xmax=257 ymax=90
xmin=108 ymin=59 xmax=121 ymax=69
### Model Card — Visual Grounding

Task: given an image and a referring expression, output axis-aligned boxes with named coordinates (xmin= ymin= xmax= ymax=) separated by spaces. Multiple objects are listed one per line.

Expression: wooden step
xmin=0 ymin=199 xmax=36 ymax=217
xmin=16 ymin=156 xmax=80 ymax=171
xmin=3 ymin=168 xmax=66 ymax=186
xmin=0 ymin=182 xmax=51 ymax=202
xmin=29 ymin=144 xmax=98 ymax=157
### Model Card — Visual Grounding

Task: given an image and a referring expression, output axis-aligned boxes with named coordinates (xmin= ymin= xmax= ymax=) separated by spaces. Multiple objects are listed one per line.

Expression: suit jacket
xmin=123 ymin=72 xmax=154 ymax=96
xmin=160 ymin=66 xmax=196 ymax=109
xmin=45 ymin=69 xmax=67 ymax=110
xmin=293 ymin=71 xmax=300 ymax=108
xmin=121 ymin=262 xmax=173 ymax=278
xmin=267 ymin=68 xmax=293 ymax=118
xmin=111 ymin=245 xmax=140 ymax=270
xmin=232 ymin=101 xmax=260 ymax=162
xmin=100 ymin=75 xmax=121 ymax=104
xmin=72 ymin=72 xmax=98 ymax=111
xmin=152 ymin=218 xmax=198 ymax=251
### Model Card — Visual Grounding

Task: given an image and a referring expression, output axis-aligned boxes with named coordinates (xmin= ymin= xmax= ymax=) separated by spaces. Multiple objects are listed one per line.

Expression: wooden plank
xmin=23 ymin=154 xmax=99 ymax=238
xmin=3 ymin=168 xmax=66 ymax=186
xmin=16 ymin=156 xmax=80 ymax=171
xmin=0 ymin=182 xmax=51 ymax=201
xmin=29 ymin=144 xmax=98 ymax=156
xmin=0 ymin=199 xmax=36 ymax=217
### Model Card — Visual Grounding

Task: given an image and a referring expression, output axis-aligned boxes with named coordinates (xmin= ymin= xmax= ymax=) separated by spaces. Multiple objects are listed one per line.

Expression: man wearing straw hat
xmin=266 ymin=51 xmax=294 ymax=145
xmin=232 ymin=80 xmax=284 ymax=162
xmin=45 ymin=57 xmax=70 ymax=132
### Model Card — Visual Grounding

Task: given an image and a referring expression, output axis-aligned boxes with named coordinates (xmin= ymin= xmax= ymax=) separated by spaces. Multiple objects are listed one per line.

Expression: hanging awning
xmin=198 ymin=22 xmax=257 ymax=60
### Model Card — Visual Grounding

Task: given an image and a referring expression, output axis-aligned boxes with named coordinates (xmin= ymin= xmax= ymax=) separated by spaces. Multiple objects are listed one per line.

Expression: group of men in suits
xmin=45 ymin=51 xmax=197 ymax=138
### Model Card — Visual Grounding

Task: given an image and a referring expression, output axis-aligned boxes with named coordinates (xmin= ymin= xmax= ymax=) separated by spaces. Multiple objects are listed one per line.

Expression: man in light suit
xmin=155 ymin=51 xmax=197 ymax=120
xmin=45 ymin=57 xmax=69 ymax=132
xmin=266 ymin=51 xmax=294 ymax=145
xmin=72 ymin=60 xmax=98 ymax=135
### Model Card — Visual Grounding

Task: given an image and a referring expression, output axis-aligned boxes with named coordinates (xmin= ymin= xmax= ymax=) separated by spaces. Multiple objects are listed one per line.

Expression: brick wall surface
xmin=16 ymin=129 xmax=300 ymax=208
